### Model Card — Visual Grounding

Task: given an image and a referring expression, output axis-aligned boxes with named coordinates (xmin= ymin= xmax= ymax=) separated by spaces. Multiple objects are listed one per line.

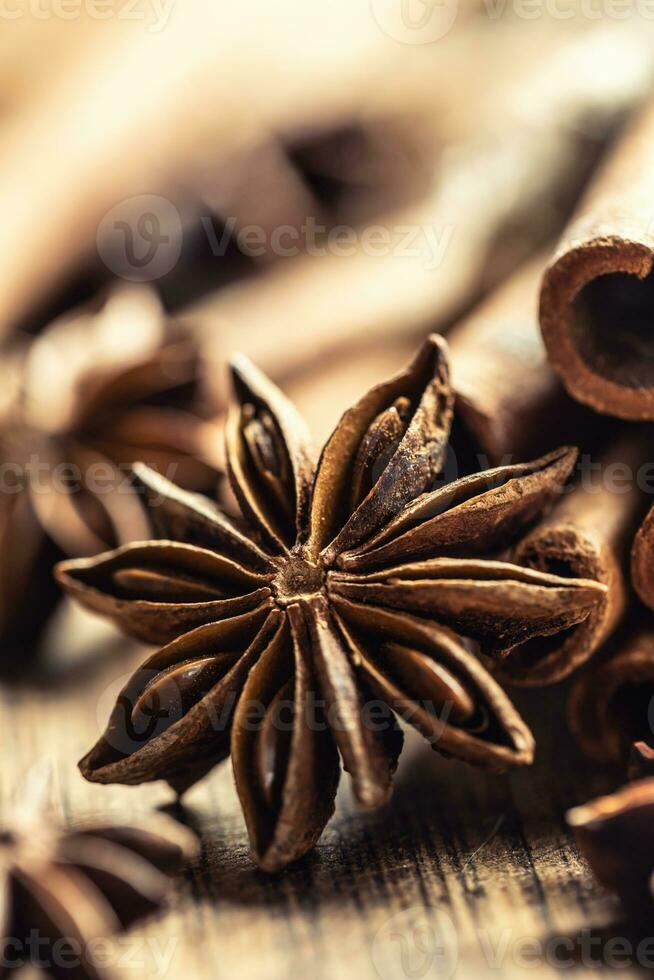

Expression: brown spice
xmin=630 ymin=504 xmax=654 ymax=612
xmin=449 ymin=253 xmax=598 ymax=467
xmin=191 ymin=27 xmax=653 ymax=402
xmin=56 ymin=336 xmax=605 ymax=872
xmin=568 ymin=778 xmax=654 ymax=923
xmin=0 ymin=769 xmax=197 ymax=978
xmin=629 ymin=741 xmax=654 ymax=780
xmin=540 ymin=100 xmax=654 ymax=419
xmin=569 ymin=616 xmax=654 ymax=764
xmin=0 ymin=285 xmax=222 ymax=658
xmin=492 ymin=433 xmax=648 ymax=686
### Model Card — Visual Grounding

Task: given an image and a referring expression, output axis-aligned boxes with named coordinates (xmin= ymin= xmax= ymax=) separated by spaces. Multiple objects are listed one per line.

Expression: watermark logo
xmin=370 ymin=0 xmax=459 ymax=44
xmin=371 ymin=907 xmax=459 ymax=980
xmin=97 ymin=194 xmax=182 ymax=282
xmin=0 ymin=932 xmax=178 ymax=979
xmin=0 ymin=0 xmax=174 ymax=32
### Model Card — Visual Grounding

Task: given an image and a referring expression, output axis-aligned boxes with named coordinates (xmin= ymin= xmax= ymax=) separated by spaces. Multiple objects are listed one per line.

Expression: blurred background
xmin=5 ymin=6 xmax=654 ymax=400
xmin=2 ymin=8 xmax=654 ymax=980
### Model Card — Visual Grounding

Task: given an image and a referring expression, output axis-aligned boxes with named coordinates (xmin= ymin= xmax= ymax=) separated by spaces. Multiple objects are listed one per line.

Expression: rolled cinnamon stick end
xmin=569 ymin=617 xmax=654 ymax=764
xmin=631 ymin=506 xmax=654 ymax=611
xmin=540 ymin=102 xmax=654 ymax=420
xmin=491 ymin=434 xmax=647 ymax=686
xmin=449 ymin=254 xmax=596 ymax=467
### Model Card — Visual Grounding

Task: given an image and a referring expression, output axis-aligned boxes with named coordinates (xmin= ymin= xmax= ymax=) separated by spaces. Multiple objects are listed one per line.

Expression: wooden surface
xmin=0 ymin=601 xmax=641 ymax=980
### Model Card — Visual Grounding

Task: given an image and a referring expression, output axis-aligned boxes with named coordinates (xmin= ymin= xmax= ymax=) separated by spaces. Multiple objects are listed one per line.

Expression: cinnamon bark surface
xmin=190 ymin=25 xmax=654 ymax=402
xmin=569 ymin=616 xmax=654 ymax=764
xmin=449 ymin=254 xmax=595 ymax=467
xmin=540 ymin=100 xmax=654 ymax=419
xmin=491 ymin=434 xmax=648 ymax=686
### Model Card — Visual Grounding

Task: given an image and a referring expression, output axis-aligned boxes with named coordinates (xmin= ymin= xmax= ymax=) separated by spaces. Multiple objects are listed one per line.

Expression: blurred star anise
xmin=0 ymin=284 xmax=222 ymax=655
xmin=568 ymin=779 xmax=654 ymax=925
xmin=0 ymin=771 xmax=197 ymax=979
xmin=57 ymin=335 xmax=604 ymax=871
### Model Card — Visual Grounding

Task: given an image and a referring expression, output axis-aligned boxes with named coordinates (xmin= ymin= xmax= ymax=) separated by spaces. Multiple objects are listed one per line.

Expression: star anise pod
xmin=56 ymin=335 xmax=605 ymax=871
xmin=568 ymin=779 xmax=654 ymax=926
xmin=0 ymin=770 xmax=197 ymax=978
xmin=0 ymin=284 xmax=222 ymax=655
xmin=629 ymin=742 xmax=654 ymax=780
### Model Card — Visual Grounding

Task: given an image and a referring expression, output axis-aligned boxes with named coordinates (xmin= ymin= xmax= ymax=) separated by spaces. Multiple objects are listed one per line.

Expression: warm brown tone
xmin=540 ymin=100 xmax=654 ymax=420
xmin=0 ymin=770 xmax=196 ymax=979
xmin=191 ymin=27 xmax=654 ymax=401
xmin=449 ymin=254 xmax=596 ymax=466
xmin=492 ymin=433 xmax=647 ymax=686
xmin=629 ymin=741 xmax=654 ymax=780
xmin=631 ymin=504 xmax=654 ymax=612
xmin=568 ymin=778 xmax=654 ymax=923
xmin=56 ymin=336 xmax=605 ymax=871
xmin=0 ymin=285 xmax=221 ymax=655
xmin=569 ymin=616 xmax=654 ymax=763
xmin=0 ymin=666 xmax=623 ymax=980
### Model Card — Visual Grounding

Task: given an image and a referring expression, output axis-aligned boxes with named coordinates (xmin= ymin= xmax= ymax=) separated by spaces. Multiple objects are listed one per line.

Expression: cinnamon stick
xmin=491 ymin=434 xmax=648 ymax=686
xmin=540 ymin=99 xmax=654 ymax=420
xmin=569 ymin=615 xmax=654 ymax=764
xmin=189 ymin=24 xmax=654 ymax=400
xmin=448 ymin=254 xmax=596 ymax=467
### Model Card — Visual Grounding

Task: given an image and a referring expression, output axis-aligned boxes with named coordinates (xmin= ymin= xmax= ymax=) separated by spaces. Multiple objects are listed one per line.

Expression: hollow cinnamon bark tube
xmin=568 ymin=616 xmax=654 ymax=764
xmin=490 ymin=433 xmax=648 ymax=686
xmin=540 ymin=100 xmax=654 ymax=420
xmin=448 ymin=254 xmax=597 ymax=467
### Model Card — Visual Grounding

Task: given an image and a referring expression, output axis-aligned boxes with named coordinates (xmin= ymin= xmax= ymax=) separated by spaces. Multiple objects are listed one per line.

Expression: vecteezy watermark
xmin=369 ymin=0 xmax=654 ymax=44
xmin=372 ymin=907 xmax=459 ymax=980
xmin=97 ymin=195 xmax=183 ymax=282
xmin=95 ymin=677 xmax=461 ymax=755
xmin=0 ymin=932 xmax=178 ymax=979
xmin=0 ymin=0 xmax=174 ymax=32
xmin=370 ymin=920 xmax=654 ymax=978
xmin=6 ymin=446 xmax=654 ymax=504
xmin=370 ymin=0 xmax=459 ymax=44
xmin=202 ymin=216 xmax=454 ymax=271
xmin=484 ymin=0 xmax=654 ymax=19
xmin=96 ymin=194 xmax=455 ymax=282
xmin=0 ymin=456 xmax=140 ymax=497
xmin=476 ymin=927 xmax=654 ymax=970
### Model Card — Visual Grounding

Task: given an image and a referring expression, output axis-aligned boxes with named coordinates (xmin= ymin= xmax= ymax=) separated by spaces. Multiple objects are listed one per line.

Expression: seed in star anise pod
xmin=0 ymin=284 xmax=222 ymax=659
xmin=0 ymin=769 xmax=197 ymax=978
xmin=56 ymin=334 xmax=605 ymax=871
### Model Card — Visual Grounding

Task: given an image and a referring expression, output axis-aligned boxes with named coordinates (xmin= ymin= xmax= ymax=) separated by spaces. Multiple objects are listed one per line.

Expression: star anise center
xmin=272 ymin=553 xmax=325 ymax=607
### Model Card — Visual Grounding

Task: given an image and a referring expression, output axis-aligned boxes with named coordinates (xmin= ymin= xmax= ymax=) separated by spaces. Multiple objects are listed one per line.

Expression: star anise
xmin=0 ymin=284 xmax=222 ymax=655
xmin=629 ymin=741 xmax=654 ymax=780
xmin=56 ymin=335 xmax=605 ymax=871
xmin=568 ymin=779 xmax=654 ymax=926
xmin=0 ymin=770 xmax=197 ymax=978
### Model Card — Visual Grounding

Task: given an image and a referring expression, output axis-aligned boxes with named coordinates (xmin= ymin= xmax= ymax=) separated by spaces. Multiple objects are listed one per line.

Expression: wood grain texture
xmin=0 ymin=602 xmax=641 ymax=980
